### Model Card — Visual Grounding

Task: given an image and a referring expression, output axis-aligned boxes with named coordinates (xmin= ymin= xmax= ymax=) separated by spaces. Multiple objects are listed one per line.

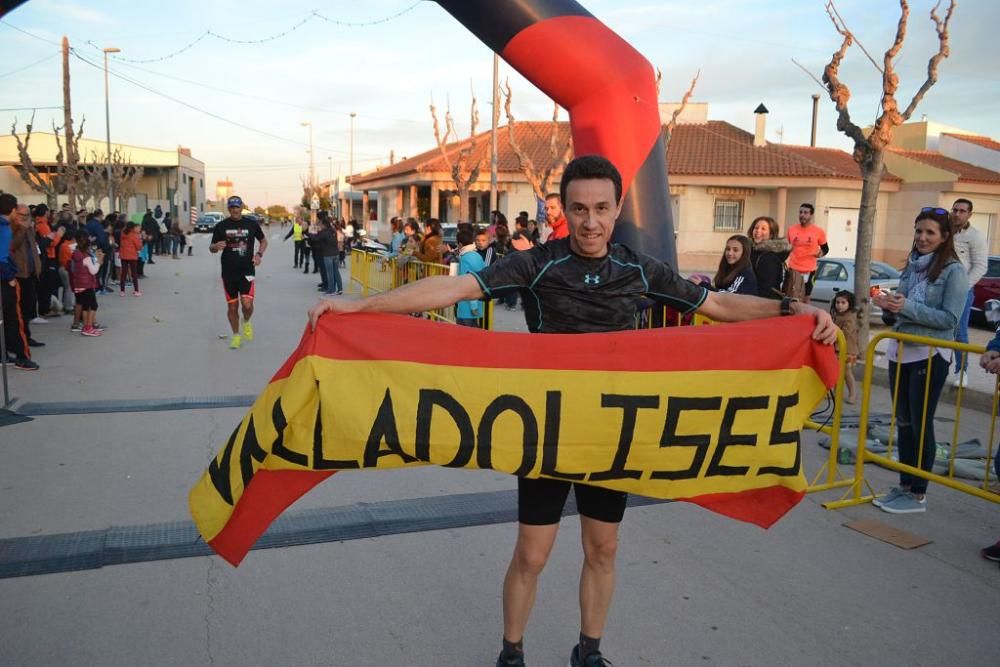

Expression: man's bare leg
xmin=579 ymin=516 xmax=620 ymax=638
xmin=226 ymin=302 xmax=240 ymax=334
xmin=502 ymin=522 xmax=560 ymax=644
xmin=241 ymin=297 xmax=254 ymax=323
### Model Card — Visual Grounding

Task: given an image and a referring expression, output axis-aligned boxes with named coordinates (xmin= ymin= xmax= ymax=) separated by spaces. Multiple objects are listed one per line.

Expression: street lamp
xmin=103 ymin=47 xmax=120 ymax=211
xmin=301 ymin=121 xmax=315 ymax=190
xmin=349 ymin=112 xmax=356 ymax=219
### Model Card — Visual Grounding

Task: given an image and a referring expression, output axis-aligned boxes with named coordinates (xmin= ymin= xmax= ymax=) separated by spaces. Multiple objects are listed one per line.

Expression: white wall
xmin=939 ymin=135 xmax=1000 ymax=173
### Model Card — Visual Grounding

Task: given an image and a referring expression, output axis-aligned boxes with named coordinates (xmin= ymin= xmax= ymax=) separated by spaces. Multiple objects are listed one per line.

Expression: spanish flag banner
xmin=190 ymin=313 xmax=838 ymax=566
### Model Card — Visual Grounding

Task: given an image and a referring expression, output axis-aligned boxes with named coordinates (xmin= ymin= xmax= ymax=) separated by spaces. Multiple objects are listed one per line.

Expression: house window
xmin=713 ymin=199 xmax=743 ymax=232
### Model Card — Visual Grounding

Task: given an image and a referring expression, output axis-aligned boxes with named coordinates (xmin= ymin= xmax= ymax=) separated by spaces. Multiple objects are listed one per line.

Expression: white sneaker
xmin=951 ymin=375 xmax=968 ymax=388
xmin=29 ymin=316 xmax=48 ymax=325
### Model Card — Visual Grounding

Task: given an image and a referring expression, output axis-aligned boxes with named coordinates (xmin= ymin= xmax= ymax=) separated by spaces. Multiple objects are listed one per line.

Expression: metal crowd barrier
xmin=825 ymin=331 xmax=1000 ymax=509
xmin=348 ymin=248 xmax=494 ymax=329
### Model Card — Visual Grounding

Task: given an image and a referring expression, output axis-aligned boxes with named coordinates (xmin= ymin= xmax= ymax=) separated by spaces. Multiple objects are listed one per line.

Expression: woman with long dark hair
xmin=747 ymin=216 xmax=790 ymax=299
xmin=871 ymin=207 xmax=968 ymax=514
xmin=712 ymin=235 xmax=756 ymax=295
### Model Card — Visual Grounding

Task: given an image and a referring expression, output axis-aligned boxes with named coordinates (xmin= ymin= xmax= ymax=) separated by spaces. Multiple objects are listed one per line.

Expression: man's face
xmin=798 ymin=207 xmax=813 ymax=225
xmin=13 ymin=205 xmax=28 ymax=226
xmin=229 ymin=206 xmax=242 ymax=220
xmin=951 ymin=201 xmax=971 ymax=230
xmin=565 ymin=178 xmax=620 ymax=258
xmin=544 ymin=197 xmax=563 ymax=224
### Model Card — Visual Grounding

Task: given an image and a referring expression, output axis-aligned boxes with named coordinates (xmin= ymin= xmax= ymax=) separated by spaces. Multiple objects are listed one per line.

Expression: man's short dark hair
xmin=475 ymin=227 xmax=488 ymax=237
xmin=800 ymin=203 xmax=815 ymax=214
xmin=559 ymin=155 xmax=623 ymax=208
xmin=33 ymin=203 xmax=49 ymax=217
xmin=0 ymin=193 xmax=17 ymax=215
xmin=457 ymin=228 xmax=475 ymax=246
xmin=954 ymin=198 xmax=974 ymax=213
xmin=544 ymin=193 xmax=561 ymax=202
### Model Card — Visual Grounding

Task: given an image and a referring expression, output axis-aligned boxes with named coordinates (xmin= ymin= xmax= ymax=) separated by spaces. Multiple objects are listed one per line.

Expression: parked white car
xmin=809 ymin=258 xmax=901 ymax=321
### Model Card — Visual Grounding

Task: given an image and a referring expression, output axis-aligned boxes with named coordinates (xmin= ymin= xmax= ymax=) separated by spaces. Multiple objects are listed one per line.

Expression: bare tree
xmin=502 ymin=81 xmax=573 ymax=203
xmin=430 ymin=93 xmax=483 ymax=221
xmin=820 ymin=0 xmax=955 ymax=346
xmin=656 ymin=69 xmax=701 ymax=147
xmin=110 ymin=148 xmax=144 ymax=212
xmin=10 ymin=111 xmax=86 ymax=210
xmin=78 ymin=150 xmax=108 ymax=210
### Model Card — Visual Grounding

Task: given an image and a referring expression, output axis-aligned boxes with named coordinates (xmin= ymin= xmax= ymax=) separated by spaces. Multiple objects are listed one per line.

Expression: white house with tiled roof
xmin=344 ymin=107 xmax=999 ymax=271
xmin=882 ymin=120 xmax=1000 ymax=264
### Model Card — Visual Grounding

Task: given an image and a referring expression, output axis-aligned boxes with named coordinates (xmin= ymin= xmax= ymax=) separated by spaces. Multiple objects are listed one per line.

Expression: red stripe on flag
xmin=274 ymin=314 xmax=838 ymax=387
xmin=682 ymin=486 xmax=806 ymax=529
xmin=207 ymin=470 xmax=802 ymax=565
xmin=207 ymin=469 xmax=334 ymax=566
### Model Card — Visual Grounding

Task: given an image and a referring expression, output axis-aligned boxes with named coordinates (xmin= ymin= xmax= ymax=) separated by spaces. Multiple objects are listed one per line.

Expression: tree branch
xmin=827 ymin=0 xmax=885 ymax=73
xmin=821 ymin=0 xmax=870 ymax=159
xmin=664 ymin=69 xmax=700 ymax=138
xmin=900 ymin=0 xmax=955 ymax=121
xmin=503 ymin=80 xmax=544 ymax=200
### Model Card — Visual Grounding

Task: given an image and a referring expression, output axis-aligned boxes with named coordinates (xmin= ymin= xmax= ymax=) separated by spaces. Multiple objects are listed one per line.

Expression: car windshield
xmin=870 ymin=262 xmax=901 ymax=279
xmin=986 ymin=258 xmax=1000 ymax=278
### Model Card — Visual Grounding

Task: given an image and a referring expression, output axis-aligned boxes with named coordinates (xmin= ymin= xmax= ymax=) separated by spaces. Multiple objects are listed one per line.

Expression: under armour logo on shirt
xmin=583 ymin=273 xmax=601 ymax=285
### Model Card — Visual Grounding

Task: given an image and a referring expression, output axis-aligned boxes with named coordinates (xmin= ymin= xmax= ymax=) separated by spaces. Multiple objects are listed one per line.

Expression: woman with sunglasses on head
xmin=871 ymin=207 xmax=968 ymax=514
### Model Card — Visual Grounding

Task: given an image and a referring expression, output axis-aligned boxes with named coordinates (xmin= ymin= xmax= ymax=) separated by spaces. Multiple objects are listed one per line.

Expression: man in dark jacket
xmin=0 ymin=195 xmax=38 ymax=370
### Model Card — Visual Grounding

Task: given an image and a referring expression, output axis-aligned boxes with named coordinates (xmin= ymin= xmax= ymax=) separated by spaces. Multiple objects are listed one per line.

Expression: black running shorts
xmin=222 ymin=273 xmax=256 ymax=303
xmin=74 ymin=289 xmax=98 ymax=311
xmin=518 ymin=477 xmax=627 ymax=525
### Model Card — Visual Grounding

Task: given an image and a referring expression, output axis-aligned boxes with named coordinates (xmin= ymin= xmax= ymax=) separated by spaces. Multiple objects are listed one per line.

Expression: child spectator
xmin=712 ymin=235 xmax=757 ymax=295
xmin=70 ymin=230 xmax=104 ymax=336
xmin=830 ymin=290 xmax=859 ymax=403
xmin=118 ymin=222 xmax=143 ymax=296
xmin=455 ymin=228 xmax=486 ymax=327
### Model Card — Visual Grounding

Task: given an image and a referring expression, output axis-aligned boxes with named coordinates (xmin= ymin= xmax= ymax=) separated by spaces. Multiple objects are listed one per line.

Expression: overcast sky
xmin=2 ymin=0 xmax=997 ymax=208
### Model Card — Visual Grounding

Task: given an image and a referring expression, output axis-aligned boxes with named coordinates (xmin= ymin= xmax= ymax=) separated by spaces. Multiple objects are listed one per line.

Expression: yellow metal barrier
xmin=348 ymin=249 xmax=494 ymax=329
xmin=826 ymin=331 xmax=1000 ymax=509
xmin=803 ymin=328 xmax=856 ymax=495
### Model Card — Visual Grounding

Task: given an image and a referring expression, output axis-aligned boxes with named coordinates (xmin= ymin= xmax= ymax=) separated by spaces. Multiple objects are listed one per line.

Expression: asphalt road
xmin=1 ymin=234 xmax=997 ymax=666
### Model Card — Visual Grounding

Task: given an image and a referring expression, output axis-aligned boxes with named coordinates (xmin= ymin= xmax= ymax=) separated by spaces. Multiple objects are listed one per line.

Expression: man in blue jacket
xmin=0 ymin=194 xmax=38 ymax=370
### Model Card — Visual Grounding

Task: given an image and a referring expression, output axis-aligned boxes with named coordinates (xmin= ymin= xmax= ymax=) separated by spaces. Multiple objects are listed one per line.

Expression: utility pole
xmin=62 ymin=36 xmax=77 ymax=211
xmin=489 ymin=53 xmax=499 ymax=219
xmin=103 ymin=46 xmax=120 ymax=211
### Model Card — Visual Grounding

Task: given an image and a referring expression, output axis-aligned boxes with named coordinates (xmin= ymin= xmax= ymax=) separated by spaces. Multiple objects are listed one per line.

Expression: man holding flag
xmin=307 ymin=155 xmax=837 ymax=667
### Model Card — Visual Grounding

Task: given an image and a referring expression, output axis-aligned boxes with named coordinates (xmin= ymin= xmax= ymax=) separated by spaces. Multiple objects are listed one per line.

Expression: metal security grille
xmin=713 ymin=199 xmax=743 ymax=232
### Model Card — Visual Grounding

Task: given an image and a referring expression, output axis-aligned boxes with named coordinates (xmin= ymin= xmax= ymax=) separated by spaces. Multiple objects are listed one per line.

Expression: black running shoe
xmin=569 ymin=645 xmax=613 ymax=666
xmin=496 ymin=652 xmax=525 ymax=667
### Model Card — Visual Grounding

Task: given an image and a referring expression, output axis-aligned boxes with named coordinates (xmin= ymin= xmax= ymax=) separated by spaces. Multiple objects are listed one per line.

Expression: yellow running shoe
xmin=230 ymin=334 xmax=242 ymax=350
xmin=243 ymin=321 xmax=254 ymax=341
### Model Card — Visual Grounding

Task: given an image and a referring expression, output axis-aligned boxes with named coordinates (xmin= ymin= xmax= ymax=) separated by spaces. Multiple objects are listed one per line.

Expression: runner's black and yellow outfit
xmin=212 ymin=216 xmax=265 ymax=303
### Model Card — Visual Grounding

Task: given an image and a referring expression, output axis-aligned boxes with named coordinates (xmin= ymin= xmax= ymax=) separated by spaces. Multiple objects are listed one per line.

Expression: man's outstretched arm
xmin=308 ymin=274 xmax=484 ymax=329
xmin=698 ymin=291 xmax=838 ymax=344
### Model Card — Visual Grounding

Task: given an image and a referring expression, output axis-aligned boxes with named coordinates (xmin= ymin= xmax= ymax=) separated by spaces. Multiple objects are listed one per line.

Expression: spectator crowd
xmin=1 ymin=194 xmax=194 ymax=370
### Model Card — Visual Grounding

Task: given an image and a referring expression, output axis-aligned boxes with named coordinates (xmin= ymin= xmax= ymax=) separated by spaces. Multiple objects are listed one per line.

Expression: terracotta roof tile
xmin=350 ymin=120 xmax=883 ymax=185
xmin=888 ymin=148 xmax=1000 ymax=184
xmin=942 ymin=133 xmax=1000 ymax=152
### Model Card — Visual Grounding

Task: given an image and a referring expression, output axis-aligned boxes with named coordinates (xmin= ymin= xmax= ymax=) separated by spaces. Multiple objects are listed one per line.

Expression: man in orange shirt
xmin=785 ymin=203 xmax=828 ymax=303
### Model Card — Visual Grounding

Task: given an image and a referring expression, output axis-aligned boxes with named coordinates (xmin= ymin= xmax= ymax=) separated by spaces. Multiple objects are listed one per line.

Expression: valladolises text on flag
xmin=190 ymin=313 xmax=839 ymax=565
